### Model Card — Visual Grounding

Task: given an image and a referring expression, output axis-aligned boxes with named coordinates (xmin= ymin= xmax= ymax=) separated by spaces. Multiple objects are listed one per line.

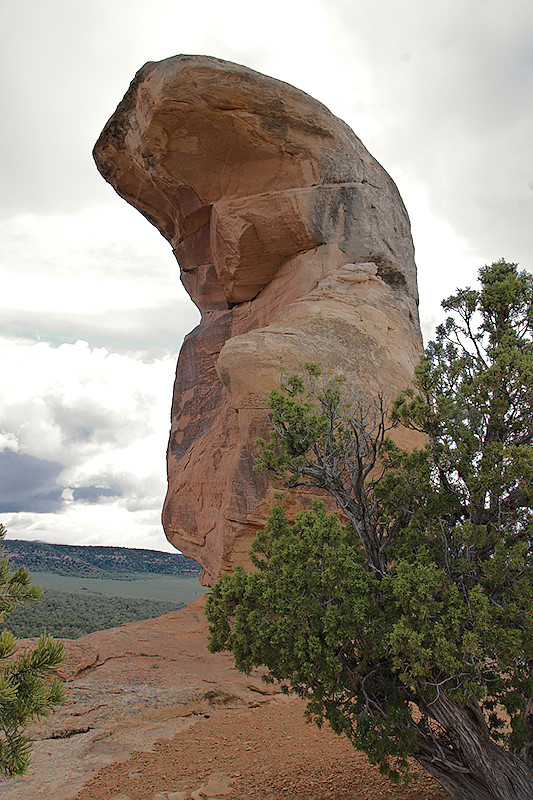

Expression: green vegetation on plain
xmin=4 ymin=588 xmax=188 ymax=639
xmin=27 ymin=571 xmax=204 ymax=603
xmin=1 ymin=542 xmax=205 ymax=639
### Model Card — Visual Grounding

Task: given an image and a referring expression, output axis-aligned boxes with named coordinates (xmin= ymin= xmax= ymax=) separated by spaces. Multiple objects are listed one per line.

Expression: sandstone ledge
xmin=1 ymin=600 xmax=445 ymax=800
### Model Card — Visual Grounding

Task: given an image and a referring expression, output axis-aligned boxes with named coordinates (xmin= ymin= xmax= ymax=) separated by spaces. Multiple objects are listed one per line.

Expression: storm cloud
xmin=0 ymin=450 xmax=63 ymax=513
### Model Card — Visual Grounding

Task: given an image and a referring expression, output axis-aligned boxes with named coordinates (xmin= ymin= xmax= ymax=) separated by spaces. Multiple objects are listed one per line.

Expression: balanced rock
xmin=93 ymin=55 xmax=423 ymax=585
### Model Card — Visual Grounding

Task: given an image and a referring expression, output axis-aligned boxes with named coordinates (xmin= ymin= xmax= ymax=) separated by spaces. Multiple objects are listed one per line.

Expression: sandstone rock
xmin=194 ymin=772 xmax=233 ymax=797
xmin=93 ymin=55 xmax=423 ymax=584
xmin=2 ymin=603 xmax=445 ymax=799
xmin=53 ymin=639 xmax=99 ymax=681
xmin=0 ymin=597 xmax=276 ymax=800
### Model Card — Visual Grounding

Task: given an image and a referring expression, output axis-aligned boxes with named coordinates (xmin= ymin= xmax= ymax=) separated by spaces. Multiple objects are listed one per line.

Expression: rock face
xmin=93 ymin=55 xmax=423 ymax=585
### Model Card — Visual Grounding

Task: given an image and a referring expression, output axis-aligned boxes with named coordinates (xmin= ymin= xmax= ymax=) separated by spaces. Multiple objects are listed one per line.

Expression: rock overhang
xmin=94 ymin=55 xmax=417 ymax=311
xmin=94 ymin=55 xmax=423 ymax=584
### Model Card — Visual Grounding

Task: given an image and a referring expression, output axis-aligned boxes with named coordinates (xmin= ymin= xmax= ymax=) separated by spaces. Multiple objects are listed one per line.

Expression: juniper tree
xmin=0 ymin=524 xmax=65 ymax=776
xmin=206 ymin=261 xmax=533 ymax=800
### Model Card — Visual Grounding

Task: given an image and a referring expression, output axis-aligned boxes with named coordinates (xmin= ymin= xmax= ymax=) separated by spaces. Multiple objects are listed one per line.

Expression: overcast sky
xmin=0 ymin=0 xmax=531 ymax=551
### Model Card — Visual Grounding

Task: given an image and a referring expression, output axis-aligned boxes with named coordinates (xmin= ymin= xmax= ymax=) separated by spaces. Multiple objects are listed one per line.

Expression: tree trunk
xmin=413 ymin=693 xmax=533 ymax=800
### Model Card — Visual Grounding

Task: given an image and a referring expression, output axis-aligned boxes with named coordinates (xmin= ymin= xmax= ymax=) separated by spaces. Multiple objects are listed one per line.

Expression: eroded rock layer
xmin=93 ymin=55 xmax=423 ymax=584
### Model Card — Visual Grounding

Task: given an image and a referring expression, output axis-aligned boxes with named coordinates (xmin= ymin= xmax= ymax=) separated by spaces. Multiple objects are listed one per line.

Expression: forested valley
xmin=2 ymin=540 xmax=203 ymax=639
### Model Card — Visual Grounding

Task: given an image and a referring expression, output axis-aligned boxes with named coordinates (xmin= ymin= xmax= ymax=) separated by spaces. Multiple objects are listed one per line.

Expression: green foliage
xmin=207 ymin=261 xmax=533 ymax=797
xmin=388 ymin=259 xmax=533 ymax=750
xmin=206 ymin=502 xmax=414 ymax=780
xmin=0 ymin=524 xmax=65 ymax=777
xmin=5 ymin=588 xmax=188 ymax=639
xmin=255 ymin=362 xmax=394 ymax=576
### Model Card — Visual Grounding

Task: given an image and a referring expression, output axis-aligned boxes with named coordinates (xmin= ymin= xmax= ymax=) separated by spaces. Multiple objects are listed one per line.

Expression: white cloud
xmin=0 ymin=209 xmax=200 ymax=353
xmin=0 ymin=433 xmax=19 ymax=452
xmin=0 ymin=337 xmax=176 ymax=549
xmin=0 ymin=338 xmax=166 ymax=458
xmin=0 ymin=503 xmax=176 ymax=552
xmin=324 ymin=0 xmax=533 ymax=277
xmin=0 ymin=0 xmax=530 ymax=551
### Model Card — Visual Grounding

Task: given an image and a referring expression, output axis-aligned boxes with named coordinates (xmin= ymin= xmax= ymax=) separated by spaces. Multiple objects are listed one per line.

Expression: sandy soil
xmin=1 ymin=599 xmax=448 ymax=800
xmin=73 ymin=696 xmax=447 ymax=800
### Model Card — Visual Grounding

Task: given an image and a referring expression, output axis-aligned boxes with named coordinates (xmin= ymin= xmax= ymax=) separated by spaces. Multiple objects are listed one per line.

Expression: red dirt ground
xmin=74 ymin=696 xmax=447 ymax=800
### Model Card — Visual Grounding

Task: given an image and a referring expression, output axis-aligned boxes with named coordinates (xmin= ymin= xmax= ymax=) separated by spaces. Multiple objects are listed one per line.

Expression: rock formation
xmin=93 ymin=55 xmax=423 ymax=585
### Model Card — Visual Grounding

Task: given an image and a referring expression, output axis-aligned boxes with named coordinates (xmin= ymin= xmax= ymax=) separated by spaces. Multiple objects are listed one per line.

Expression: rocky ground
xmin=73 ymin=697 xmax=446 ymax=800
xmin=1 ymin=597 xmax=446 ymax=800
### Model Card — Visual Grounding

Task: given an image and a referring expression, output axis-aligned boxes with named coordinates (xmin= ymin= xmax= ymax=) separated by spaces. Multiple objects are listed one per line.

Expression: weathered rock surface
xmin=1 ymin=602 xmax=445 ymax=800
xmin=93 ymin=55 xmax=423 ymax=584
xmin=0 ymin=597 xmax=276 ymax=800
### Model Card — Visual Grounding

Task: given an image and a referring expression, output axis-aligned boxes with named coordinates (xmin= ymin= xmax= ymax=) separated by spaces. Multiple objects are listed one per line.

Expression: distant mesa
xmin=3 ymin=539 xmax=201 ymax=578
xmin=93 ymin=55 xmax=423 ymax=585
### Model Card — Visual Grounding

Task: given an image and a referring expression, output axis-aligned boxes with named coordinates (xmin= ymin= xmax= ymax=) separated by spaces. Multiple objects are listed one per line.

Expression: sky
xmin=0 ymin=0 xmax=531 ymax=551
